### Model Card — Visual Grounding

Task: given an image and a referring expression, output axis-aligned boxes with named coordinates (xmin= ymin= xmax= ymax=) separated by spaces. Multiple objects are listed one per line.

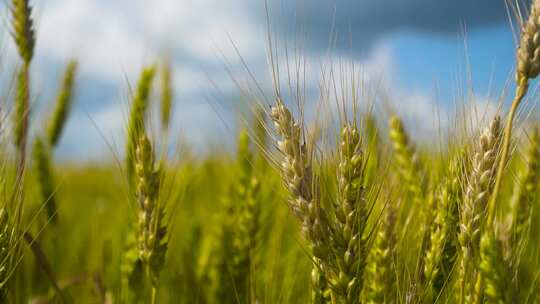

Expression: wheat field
xmin=1 ymin=0 xmax=540 ymax=303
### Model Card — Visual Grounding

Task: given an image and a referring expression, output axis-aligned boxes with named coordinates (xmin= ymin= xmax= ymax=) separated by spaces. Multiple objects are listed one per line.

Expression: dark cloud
xmin=254 ymin=0 xmax=526 ymax=53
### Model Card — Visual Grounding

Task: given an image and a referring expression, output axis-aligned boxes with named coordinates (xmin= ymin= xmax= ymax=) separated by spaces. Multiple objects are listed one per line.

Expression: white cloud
xmin=37 ymin=0 xmax=154 ymax=82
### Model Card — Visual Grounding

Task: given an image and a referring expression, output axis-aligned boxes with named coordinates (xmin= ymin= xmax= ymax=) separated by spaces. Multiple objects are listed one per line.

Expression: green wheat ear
xmin=10 ymin=0 xmax=35 ymax=65
xmin=47 ymin=61 xmax=78 ymax=147
xmin=13 ymin=68 xmax=29 ymax=149
xmin=160 ymin=62 xmax=173 ymax=132
xmin=134 ymin=135 xmax=167 ymax=287
xmin=32 ymin=137 xmax=57 ymax=223
xmin=510 ymin=127 xmax=540 ymax=246
xmin=479 ymin=232 xmax=514 ymax=303
xmin=126 ymin=66 xmax=156 ymax=182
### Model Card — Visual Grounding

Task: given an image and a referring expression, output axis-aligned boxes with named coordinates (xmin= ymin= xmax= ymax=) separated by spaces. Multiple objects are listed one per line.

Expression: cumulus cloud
xmin=0 ymin=0 xmax=517 ymax=160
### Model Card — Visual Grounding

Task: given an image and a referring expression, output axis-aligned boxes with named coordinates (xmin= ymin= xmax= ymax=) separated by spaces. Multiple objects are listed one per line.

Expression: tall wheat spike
xmin=423 ymin=155 xmax=461 ymax=301
xmin=510 ymin=127 xmax=540 ymax=245
xmin=47 ymin=61 xmax=77 ymax=147
xmin=120 ymin=230 xmax=145 ymax=303
xmin=134 ymin=134 xmax=167 ymax=302
xmin=11 ymin=0 xmax=35 ymax=177
xmin=328 ymin=123 xmax=368 ymax=302
xmin=231 ymin=130 xmax=261 ymax=303
xmin=10 ymin=0 xmax=35 ymax=65
xmin=209 ymin=194 xmax=237 ymax=303
xmin=361 ymin=201 xmax=397 ymax=303
xmin=270 ymin=98 xmax=331 ymax=302
xmin=457 ymin=116 xmax=501 ymax=304
xmin=478 ymin=231 xmax=514 ymax=303
xmin=489 ymin=0 xmax=540 ymax=226
xmin=160 ymin=62 xmax=173 ymax=133
xmin=389 ymin=115 xmax=423 ymax=205
xmin=126 ymin=66 xmax=156 ymax=182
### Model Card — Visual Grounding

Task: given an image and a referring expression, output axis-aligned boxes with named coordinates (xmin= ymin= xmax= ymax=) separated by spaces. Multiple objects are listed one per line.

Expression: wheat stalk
xmin=47 ymin=61 xmax=77 ymax=147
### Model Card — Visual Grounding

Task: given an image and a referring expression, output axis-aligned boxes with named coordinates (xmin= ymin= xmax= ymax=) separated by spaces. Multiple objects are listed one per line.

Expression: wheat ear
xmin=361 ymin=201 xmax=397 ymax=303
xmin=126 ymin=66 xmax=156 ymax=183
xmin=47 ymin=61 xmax=77 ymax=147
xmin=389 ymin=115 xmax=423 ymax=204
xmin=231 ymin=130 xmax=262 ymax=303
xmin=457 ymin=116 xmax=501 ymax=304
xmin=327 ymin=123 xmax=368 ymax=302
xmin=423 ymin=155 xmax=461 ymax=301
xmin=270 ymin=98 xmax=330 ymax=302
xmin=489 ymin=0 xmax=540 ymax=226
xmin=160 ymin=62 xmax=172 ymax=133
xmin=135 ymin=134 xmax=167 ymax=302
xmin=11 ymin=0 xmax=35 ymax=180
xmin=10 ymin=0 xmax=35 ymax=65
xmin=478 ymin=231 xmax=514 ymax=303
xmin=510 ymin=127 xmax=540 ymax=246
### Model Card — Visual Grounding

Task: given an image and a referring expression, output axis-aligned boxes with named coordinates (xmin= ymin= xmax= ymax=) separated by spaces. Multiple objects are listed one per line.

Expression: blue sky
xmin=0 ymin=0 xmax=531 ymax=160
